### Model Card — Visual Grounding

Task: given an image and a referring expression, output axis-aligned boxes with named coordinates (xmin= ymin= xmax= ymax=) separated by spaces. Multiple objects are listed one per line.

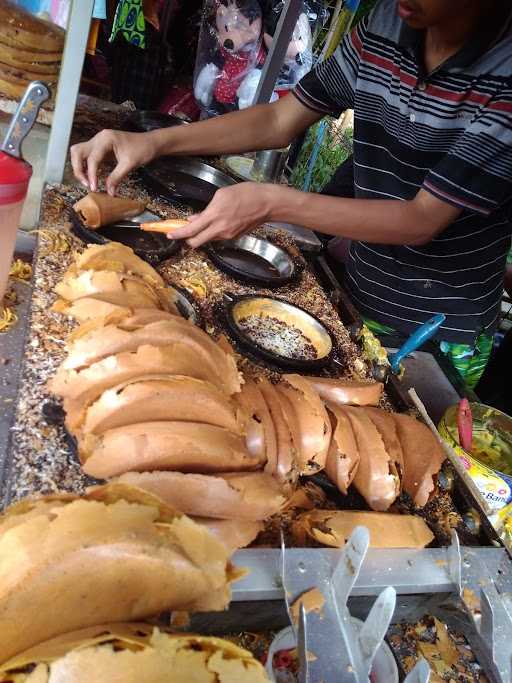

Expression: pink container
xmin=0 ymin=153 xmax=32 ymax=305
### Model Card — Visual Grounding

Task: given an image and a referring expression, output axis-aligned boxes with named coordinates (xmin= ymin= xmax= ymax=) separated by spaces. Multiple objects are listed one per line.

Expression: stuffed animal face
xmin=215 ymin=0 xmax=262 ymax=53
xmin=263 ymin=12 xmax=312 ymax=63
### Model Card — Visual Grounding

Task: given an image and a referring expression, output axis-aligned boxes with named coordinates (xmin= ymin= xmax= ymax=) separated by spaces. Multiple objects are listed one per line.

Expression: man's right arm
xmin=70 ymin=96 xmax=321 ymax=195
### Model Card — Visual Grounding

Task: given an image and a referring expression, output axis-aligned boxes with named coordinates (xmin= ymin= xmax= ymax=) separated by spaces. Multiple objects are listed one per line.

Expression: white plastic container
xmin=266 ymin=621 xmax=398 ymax=683
xmin=0 ymin=155 xmax=32 ymax=304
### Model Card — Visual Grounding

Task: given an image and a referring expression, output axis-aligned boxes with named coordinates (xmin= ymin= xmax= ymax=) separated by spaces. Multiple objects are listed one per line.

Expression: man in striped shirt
xmin=72 ymin=0 xmax=512 ymax=387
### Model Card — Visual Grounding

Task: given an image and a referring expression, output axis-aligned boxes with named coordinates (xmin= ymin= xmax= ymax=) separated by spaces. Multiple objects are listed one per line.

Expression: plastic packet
xmin=263 ymin=0 xmax=327 ymax=93
xmin=193 ymin=0 xmax=266 ymax=117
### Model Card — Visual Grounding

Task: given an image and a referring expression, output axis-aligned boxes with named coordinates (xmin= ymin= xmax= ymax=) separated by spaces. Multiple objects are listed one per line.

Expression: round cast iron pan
xmin=206 ymin=235 xmax=300 ymax=288
xmin=222 ymin=293 xmax=335 ymax=372
xmin=121 ymin=110 xmax=190 ymax=133
xmin=138 ymin=157 xmax=236 ymax=212
xmin=69 ymin=208 xmax=179 ymax=266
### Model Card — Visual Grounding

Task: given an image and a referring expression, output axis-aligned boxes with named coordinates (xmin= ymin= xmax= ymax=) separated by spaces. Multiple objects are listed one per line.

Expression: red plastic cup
xmin=0 ymin=151 xmax=32 ymax=305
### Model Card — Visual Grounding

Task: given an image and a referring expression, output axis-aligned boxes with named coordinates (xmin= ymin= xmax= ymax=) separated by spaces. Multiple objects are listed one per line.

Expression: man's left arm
xmin=170 ymin=85 xmax=512 ymax=247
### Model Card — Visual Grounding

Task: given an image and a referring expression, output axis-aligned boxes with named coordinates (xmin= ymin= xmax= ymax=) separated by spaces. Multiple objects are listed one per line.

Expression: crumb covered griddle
xmin=6 ymin=183 xmax=475 ymax=553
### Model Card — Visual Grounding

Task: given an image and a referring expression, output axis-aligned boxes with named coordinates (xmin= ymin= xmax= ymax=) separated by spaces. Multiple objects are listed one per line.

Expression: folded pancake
xmin=258 ymin=378 xmax=298 ymax=489
xmin=392 ymin=413 xmax=446 ymax=507
xmin=80 ymin=377 xmax=243 ymax=438
xmin=194 ymin=518 xmax=263 ymax=554
xmin=62 ymin=319 xmax=241 ymax=395
xmin=81 ymin=423 xmax=260 ymax=478
xmin=235 ymin=378 xmax=277 ymax=470
xmin=71 ymin=242 xmax=165 ymax=287
xmin=73 ymin=193 xmax=145 ymax=229
xmin=55 ymin=270 xmax=164 ymax=311
xmin=50 ymin=344 xmax=226 ymax=431
xmin=115 ymin=471 xmax=285 ymax=520
xmin=324 ymin=405 xmax=360 ymax=495
xmin=277 ymin=374 xmax=331 ymax=475
xmin=339 ymin=406 xmax=399 ymax=511
xmin=294 ymin=509 xmax=434 ymax=549
xmin=305 ymin=377 xmax=383 ymax=407
xmin=0 ymin=624 xmax=270 ymax=683
xmin=364 ymin=407 xmax=404 ymax=484
xmin=0 ymin=484 xmax=236 ymax=664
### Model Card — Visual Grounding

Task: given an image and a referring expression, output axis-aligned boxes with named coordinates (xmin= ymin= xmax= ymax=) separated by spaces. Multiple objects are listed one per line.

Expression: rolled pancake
xmin=73 ymin=193 xmax=145 ymax=229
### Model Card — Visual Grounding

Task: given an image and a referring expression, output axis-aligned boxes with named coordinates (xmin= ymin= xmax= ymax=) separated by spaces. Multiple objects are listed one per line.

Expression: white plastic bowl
xmin=265 ymin=620 xmax=398 ymax=683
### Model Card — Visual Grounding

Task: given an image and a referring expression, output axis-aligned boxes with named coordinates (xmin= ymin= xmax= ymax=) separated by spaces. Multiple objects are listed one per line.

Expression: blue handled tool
xmin=388 ymin=313 xmax=446 ymax=374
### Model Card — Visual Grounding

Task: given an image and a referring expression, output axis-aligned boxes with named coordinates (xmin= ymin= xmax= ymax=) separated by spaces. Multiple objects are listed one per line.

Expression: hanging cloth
xmin=110 ymin=0 xmax=146 ymax=48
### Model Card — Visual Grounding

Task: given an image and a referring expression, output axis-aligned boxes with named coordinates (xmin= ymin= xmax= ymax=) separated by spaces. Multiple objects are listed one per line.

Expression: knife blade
xmin=110 ymin=209 xmax=163 ymax=228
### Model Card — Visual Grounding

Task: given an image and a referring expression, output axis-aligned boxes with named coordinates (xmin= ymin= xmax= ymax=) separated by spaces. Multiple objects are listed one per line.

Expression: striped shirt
xmin=294 ymin=0 xmax=512 ymax=344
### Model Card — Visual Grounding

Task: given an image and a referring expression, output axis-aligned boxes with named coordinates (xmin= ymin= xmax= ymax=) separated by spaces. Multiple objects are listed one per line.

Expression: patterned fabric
xmin=110 ymin=0 xmax=146 ymax=49
xmin=294 ymin=0 xmax=512 ymax=345
xmin=362 ymin=317 xmax=493 ymax=390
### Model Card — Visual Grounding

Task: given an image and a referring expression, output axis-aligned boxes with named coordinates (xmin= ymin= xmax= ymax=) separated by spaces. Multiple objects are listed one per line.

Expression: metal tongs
xmin=281 ymin=527 xmax=431 ymax=682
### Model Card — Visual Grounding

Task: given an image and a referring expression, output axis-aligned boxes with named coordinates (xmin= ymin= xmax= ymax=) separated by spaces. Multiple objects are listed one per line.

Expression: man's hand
xmin=170 ymin=183 xmax=279 ymax=248
xmin=70 ymin=129 xmax=158 ymax=195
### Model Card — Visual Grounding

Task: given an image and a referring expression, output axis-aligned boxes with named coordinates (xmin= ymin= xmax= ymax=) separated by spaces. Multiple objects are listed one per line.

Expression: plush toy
xmin=194 ymin=0 xmax=266 ymax=116
xmin=263 ymin=0 xmax=318 ymax=93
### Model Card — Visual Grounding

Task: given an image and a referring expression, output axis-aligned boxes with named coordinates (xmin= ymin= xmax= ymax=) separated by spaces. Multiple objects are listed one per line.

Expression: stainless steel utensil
xmin=251 ymin=148 xmax=288 ymax=183
xmin=109 ymin=209 xmax=163 ymax=229
xmin=1 ymin=81 xmax=50 ymax=159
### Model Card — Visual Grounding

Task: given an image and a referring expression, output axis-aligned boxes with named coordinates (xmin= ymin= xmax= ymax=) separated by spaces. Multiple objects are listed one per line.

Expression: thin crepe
xmin=338 ymin=406 xmax=399 ymax=511
xmin=115 ymin=471 xmax=285 ymax=520
xmin=306 ymin=377 xmax=383 ymax=407
xmin=324 ymin=405 xmax=360 ymax=495
xmin=392 ymin=412 xmax=446 ymax=507
xmin=73 ymin=193 xmax=145 ymax=229
xmin=0 ymin=484 xmax=236 ymax=664
xmin=0 ymin=624 xmax=269 ymax=683
xmin=62 ymin=319 xmax=241 ymax=395
xmin=81 ymin=422 xmax=260 ymax=477
xmin=279 ymin=374 xmax=331 ymax=475
xmin=294 ymin=509 xmax=434 ymax=549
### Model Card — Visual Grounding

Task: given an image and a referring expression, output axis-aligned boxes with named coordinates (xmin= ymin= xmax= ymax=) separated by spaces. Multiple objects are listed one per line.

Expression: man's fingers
xmin=86 ymin=152 xmax=103 ymax=193
xmin=187 ymin=225 xmax=221 ymax=249
xmin=70 ymin=145 xmax=89 ymax=188
xmin=106 ymin=161 xmax=132 ymax=196
xmin=169 ymin=213 xmax=212 ymax=240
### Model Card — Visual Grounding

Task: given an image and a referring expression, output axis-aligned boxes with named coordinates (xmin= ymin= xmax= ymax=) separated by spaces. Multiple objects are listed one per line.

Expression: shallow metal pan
xmin=207 ymin=235 xmax=298 ymax=288
xmin=69 ymin=209 xmax=179 ymax=266
xmin=223 ymin=293 xmax=334 ymax=372
xmin=121 ymin=110 xmax=189 ymax=133
xmin=139 ymin=157 xmax=236 ymax=211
